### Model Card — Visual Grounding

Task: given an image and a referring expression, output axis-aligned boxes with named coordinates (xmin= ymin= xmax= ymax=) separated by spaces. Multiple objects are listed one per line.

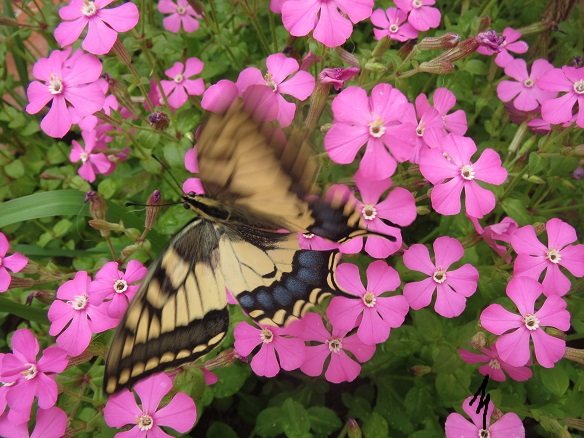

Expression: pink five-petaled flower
xmin=233 ymin=321 xmax=305 ymax=377
xmin=370 ymin=7 xmax=418 ymax=42
xmin=459 ymin=344 xmax=532 ymax=382
xmin=445 ymin=397 xmax=525 ymax=438
xmin=160 ymin=58 xmax=205 ymax=109
xmin=394 ymin=0 xmax=441 ymax=32
xmin=480 ymin=276 xmax=570 ymax=368
xmin=236 ymin=53 xmax=315 ymax=128
xmin=48 ymin=271 xmax=118 ymax=357
xmin=511 ymin=218 xmax=584 ymax=296
xmin=158 ymin=0 xmax=201 ymax=33
xmin=327 ymin=171 xmax=416 ymax=258
xmin=539 ymin=66 xmax=584 ymax=128
xmin=70 ymin=130 xmax=114 ymax=183
xmin=468 ymin=216 xmax=518 ymax=263
xmin=318 ymin=67 xmax=360 ymax=91
xmin=26 ymin=49 xmax=105 ymax=138
xmin=0 ymin=406 xmax=68 ymax=438
xmin=497 ymin=59 xmax=556 ymax=111
xmin=0 ymin=232 xmax=28 ymax=293
xmin=104 ymin=373 xmax=197 ymax=437
xmin=403 ymin=236 xmax=479 ymax=318
xmin=89 ymin=260 xmax=148 ymax=320
xmin=419 ymin=134 xmax=508 ymax=218
xmin=477 ymin=27 xmax=528 ymax=68
xmin=293 ymin=313 xmax=375 ymax=383
xmin=281 ymin=0 xmax=373 ymax=48
xmin=55 ymin=0 xmax=139 ymax=55
xmin=324 ymin=84 xmax=410 ymax=180
xmin=417 ymin=88 xmax=468 ymax=136
xmin=0 ymin=329 xmax=68 ymax=425
xmin=327 ymin=261 xmax=409 ymax=345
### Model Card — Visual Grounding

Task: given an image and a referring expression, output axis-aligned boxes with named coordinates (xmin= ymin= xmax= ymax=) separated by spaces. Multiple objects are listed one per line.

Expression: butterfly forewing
xmin=104 ymin=219 xmax=229 ymax=394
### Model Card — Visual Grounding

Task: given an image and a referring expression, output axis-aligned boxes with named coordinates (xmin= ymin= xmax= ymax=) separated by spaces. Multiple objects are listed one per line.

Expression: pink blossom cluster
xmin=0 ymin=232 xmax=28 ymax=293
xmin=48 ymin=261 xmax=146 ymax=357
xmin=371 ymin=0 xmax=441 ymax=42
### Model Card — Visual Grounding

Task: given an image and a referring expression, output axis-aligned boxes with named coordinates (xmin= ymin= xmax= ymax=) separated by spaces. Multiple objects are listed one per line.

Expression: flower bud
xmin=7 ymin=277 xmax=34 ymax=289
xmin=305 ymin=83 xmax=330 ymax=133
xmin=121 ymin=243 xmax=140 ymax=258
xmin=26 ymin=290 xmax=54 ymax=305
xmin=416 ymin=205 xmax=431 ymax=215
xmin=418 ymin=32 xmax=460 ymax=50
xmin=478 ymin=15 xmax=491 ymax=32
xmin=111 ymin=37 xmax=132 ymax=65
xmin=85 ymin=191 xmax=108 ymax=221
xmin=410 ymin=365 xmax=432 ymax=376
xmin=470 ymin=331 xmax=488 ymax=350
xmin=335 ymin=47 xmax=359 ymax=67
xmin=145 ymin=190 xmax=162 ymax=233
xmin=89 ymin=219 xmax=125 ymax=233
xmin=186 ymin=0 xmax=203 ymax=15
xmin=299 ymin=51 xmax=321 ymax=71
xmin=149 ymin=111 xmax=170 ymax=131
xmin=364 ymin=61 xmax=387 ymax=73
xmin=347 ymin=419 xmax=362 ymax=438
xmin=434 ymin=37 xmax=479 ymax=63
xmin=203 ymin=348 xmax=240 ymax=370
xmin=417 ymin=61 xmax=455 ymax=75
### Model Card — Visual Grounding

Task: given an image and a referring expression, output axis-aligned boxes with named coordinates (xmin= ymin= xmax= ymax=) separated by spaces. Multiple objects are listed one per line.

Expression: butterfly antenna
xmin=151 ymin=154 xmax=185 ymax=197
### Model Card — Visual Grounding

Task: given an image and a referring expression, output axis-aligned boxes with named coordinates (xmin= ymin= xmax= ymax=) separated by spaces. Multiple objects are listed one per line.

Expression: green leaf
xmin=98 ymin=179 xmax=118 ymax=199
xmin=0 ymin=296 xmax=49 ymax=324
xmin=464 ymin=59 xmax=487 ymax=75
xmin=207 ymin=422 xmax=239 ymax=438
xmin=4 ymin=159 xmax=25 ymax=179
xmin=362 ymin=412 xmax=388 ymax=438
xmin=256 ymin=407 xmax=284 ymax=438
xmin=412 ymin=309 xmax=442 ymax=341
xmin=432 ymin=346 xmax=460 ymax=374
xmin=307 ymin=406 xmax=342 ymax=435
xmin=501 ymin=197 xmax=531 ymax=226
xmin=281 ymin=398 xmax=310 ymax=437
xmin=211 ymin=365 xmax=249 ymax=398
xmin=528 ymin=153 xmax=548 ymax=176
xmin=541 ymin=363 xmax=569 ymax=397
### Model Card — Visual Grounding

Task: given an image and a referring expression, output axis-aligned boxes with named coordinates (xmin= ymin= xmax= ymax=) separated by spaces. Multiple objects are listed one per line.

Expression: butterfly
xmin=103 ymin=102 xmax=397 ymax=394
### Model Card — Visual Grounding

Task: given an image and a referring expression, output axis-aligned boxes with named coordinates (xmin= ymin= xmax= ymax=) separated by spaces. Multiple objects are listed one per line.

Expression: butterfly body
xmin=104 ymin=105 xmax=397 ymax=394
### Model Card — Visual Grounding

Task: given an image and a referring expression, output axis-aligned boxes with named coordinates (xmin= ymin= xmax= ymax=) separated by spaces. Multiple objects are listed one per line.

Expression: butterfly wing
xmin=103 ymin=218 xmax=228 ymax=394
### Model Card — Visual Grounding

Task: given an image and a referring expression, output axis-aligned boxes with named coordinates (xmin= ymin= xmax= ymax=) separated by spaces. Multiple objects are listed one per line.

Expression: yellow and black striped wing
xmin=103 ymin=218 xmax=228 ymax=394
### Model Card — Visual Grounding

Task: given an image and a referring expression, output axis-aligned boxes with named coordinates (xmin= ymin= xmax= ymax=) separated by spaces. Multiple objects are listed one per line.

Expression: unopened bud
xmin=7 ymin=277 xmax=34 ymax=289
xmin=111 ymin=37 xmax=132 ymax=65
xmin=564 ymin=419 xmax=584 ymax=432
xmin=545 ymin=327 xmax=567 ymax=340
xmin=416 ymin=205 xmax=431 ymax=215
xmin=418 ymin=32 xmax=460 ymax=50
xmin=26 ymin=290 xmax=54 ymax=305
xmin=319 ymin=122 xmax=332 ymax=134
xmin=434 ymin=37 xmax=479 ymax=63
xmin=491 ymin=408 xmax=503 ymax=421
xmin=66 ymin=343 xmax=107 ymax=368
xmin=40 ymin=173 xmax=65 ymax=180
xmin=145 ymin=190 xmax=162 ymax=233
xmin=335 ymin=47 xmax=359 ymax=67
xmin=306 ymin=83 xmax=330 ymax=133
xmin=85 ymin=191 xmax=108 ymax=221
xmin=571 ymin=56 xmax=583 ymax=68
xmin=532 ymin=222 xmax=545 ymax=235
xmin=371 ymin=35 xmax=392 ymax=58
xmin=299 ymin=51 xmax=321 ymax=71
xmin=203 ymin=348 xmax=240 ymax=370
xmin=410 ymin=365 xmax=432 ymax=376
xmin=347 ymin=419 xmax=362 ymax=438
xmin=364 ymin=61 xmax=387 ymax=73
xmin=470 ymin=331 xmax=487 ymax=350
xmin=89 ymin=219 xmax=124 ymax=233
xmin=0 ymin=17 xmax=18 ymax=27
xmin=539 ymin=418 xmax=571 ymax=438
xmin=478 ymin=16 xmax=491 ymax=32
xmin=149 ymin=111 xmax=170 ymax=131
xmin=418 ymin=61 xmax=455 ymax=75
xmin=20 ymin=261 xmax=39 ymax=275
xmin=121 ymin=243 xmax=140 ymax=258
xmin=185 ymin=0 xmax=203 ymax=16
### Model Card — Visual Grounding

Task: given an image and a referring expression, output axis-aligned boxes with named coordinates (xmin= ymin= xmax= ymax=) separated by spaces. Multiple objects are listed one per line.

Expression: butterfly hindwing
xmin=104 ymin=218 xmax=229 ymax=394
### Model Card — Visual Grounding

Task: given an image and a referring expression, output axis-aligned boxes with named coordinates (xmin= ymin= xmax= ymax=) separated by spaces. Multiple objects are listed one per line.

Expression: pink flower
xmin=497 ymin=59 xmax=556 ymax=111
xmin=459 ymin=345 xmax=532 ymax=382
xmin=0 ymin=233 xmax=28 ymax=293
xmin=104 ymin=373 xmax=197 ymax=437
xmin=294 ymin=313 xmax=375 ymax=383
xmin=158 ymin=0 xmax=201 ymax=33
xmin=282 ymin=0 xmax=374 ymax=48
xmin=445 ymin=397 xmax=525 ymax=438
xmin=234 ymin=322 xmax=305 ymax=377
xmin=89 ymin=260 xmax=147 ymax=320
xmin=539 ymin=66 xmax=584 ymax=128
xmin=403 ymin=236 xmax=479 ymax=318
xmin=26 ymin=49 xmax=105 ymax=138
xmin=475 ymin=30 xmax=506 ymax=55
xmin=54 ymin=0 xmax=139 ymax=55
xmin=318 ymin=67 xmax=360 ymax=90
xmin=0 ymin=329 xmax=68 ymax=424
xmin=417 ymin=87 xmax=468 ymax=136
xmin=70 ymin=130 xmax=114 ymax=183
xmin=477 ymin=27 xmax=528 ymax=68
xmin=236 ymin=53 xmax=315 ymax=127
xmin=327 ymin=261 xmax=409 ymax=345
xmin=370 ymin=8 xmax=418 ymax=42
xmin=394 ymin=0 xmax=441 ymax=32
xmin=419 ymin=134 xmax=508 ymax=218
xmin=182 ymin=147 xmax=204 ymax=195
xmin=324 ymin=84 xmax=410 ymax=180
xmin=468 ymin=216 xmax=518 ymax=263
xmin=480 ymin=277 xmax=570 ymax=368
xmin=0 ymin=407 xmax=68 ymax=438
xmin=48 ymin=271 xmax=118 ymax=356
xmin=511 ymin=218 xmax=584 ymax=296
xmin=325 ymin=171 xmax=416 ymax=258
xmin=161 ymin=58 xmax=205 ymax=109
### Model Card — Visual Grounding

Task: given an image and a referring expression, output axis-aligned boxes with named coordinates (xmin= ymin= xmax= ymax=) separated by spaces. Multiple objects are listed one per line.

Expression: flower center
xmin=522 ymin=313 xmax=540 ymax=331
xmin=327 ymin=338 xmax=343 ymax=353
xmin=389 ymin=24 xmax=399 ymax=33
xmin=0 ymin=257 xmax=2 ymax=267
xmin=260 ymin=328 xmax=274 ymax=343
xmin=81 ymin=0 xmax=98 ymax=17
xmin=68 ymin=294 xmax=88 ymax=310
xmin=368 ymin=117 xmax=386 ymax=138
xmin=80 ymin=152 xmax=89 ymax=163
xmin=176 ymin=5 xmax=186 ymax=14
xmin=443 ymin=152 xmax=452 ymax=161
xmin=361 ymin=203 xmax=378 ymax=220
xmin=479 ymin=429 xmax=491 ymax=438
xmin=545 ymin=248 xmax=561 ymax=264
xmin=488 ymin=359 xmax=501 ymax=370
xmin=523 ymin=78 xmax=535 ymax=88
xmin=460 ymin=164 xmax=475 ymax=180
xmin=137 ymin=412 xmax=154 ymax=431
xmin=433 ymin=269 xmax=447 ymax=284
xmin=413 ymin=0 xmax=423 ymax=8
xmin=48 ymin=74 xmax=64 ymax=95
xmin=573 ymin=79 xmax=584 ymax=94
xmin=362 ymin=292 xmax=377 ymax=308
xmin=114 ymin=279 xmax=128 ymax=293
xmin=303 ymin=233 xmax=314 ymax=239
xmin=264 ymin=73 xmax=277 ymax=91
xmin=174 ymin=73 xmax=184 ymax=83
xmin=416 ymin=122 xmax=425 ymax=137
xmin=22 ymin=363 xmax=38 ymax=380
